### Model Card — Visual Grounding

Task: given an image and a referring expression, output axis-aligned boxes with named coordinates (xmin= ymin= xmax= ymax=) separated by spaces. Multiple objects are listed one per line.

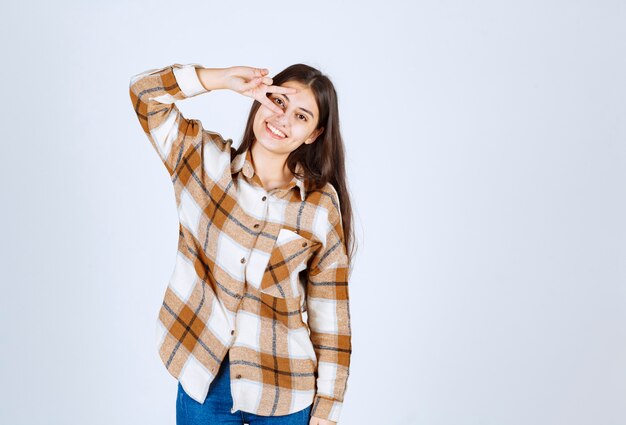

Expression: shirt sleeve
xmin=306 ymin=191 xmax=352 ymax=423
xmin=128 ymin=63 xmax=229 ymax=177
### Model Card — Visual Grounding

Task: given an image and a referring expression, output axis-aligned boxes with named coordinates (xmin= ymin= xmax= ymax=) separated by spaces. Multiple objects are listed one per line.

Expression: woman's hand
xmin=309 ymin=416 xmax=336 ymax=425
xmin=224 ymin=66 xmax=297 ymax=115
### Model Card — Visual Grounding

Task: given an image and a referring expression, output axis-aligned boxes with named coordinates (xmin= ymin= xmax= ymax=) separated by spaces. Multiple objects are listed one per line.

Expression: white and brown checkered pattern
xmin=129 ymin=63 xmax=351 ymax=422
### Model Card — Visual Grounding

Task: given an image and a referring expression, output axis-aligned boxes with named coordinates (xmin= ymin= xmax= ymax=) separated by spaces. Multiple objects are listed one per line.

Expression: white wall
xmin=1 ymin=0 xmax=625 ymax=424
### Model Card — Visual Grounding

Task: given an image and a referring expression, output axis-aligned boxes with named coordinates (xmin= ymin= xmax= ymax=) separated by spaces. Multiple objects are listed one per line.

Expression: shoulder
xmin=202 ymin=129 xmax=233 ymax=152
xmin=308 ymin=182 xmax=342 ymax=227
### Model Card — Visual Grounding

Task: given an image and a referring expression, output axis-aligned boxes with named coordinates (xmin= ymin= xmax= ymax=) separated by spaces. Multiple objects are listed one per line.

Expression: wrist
xmin=196 ymin=67 xmax=229 ymax=91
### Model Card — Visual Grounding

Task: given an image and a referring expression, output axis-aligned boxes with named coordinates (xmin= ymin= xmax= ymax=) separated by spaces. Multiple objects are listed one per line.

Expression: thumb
xmin=243 ymin=67 xmax=269 ymax=79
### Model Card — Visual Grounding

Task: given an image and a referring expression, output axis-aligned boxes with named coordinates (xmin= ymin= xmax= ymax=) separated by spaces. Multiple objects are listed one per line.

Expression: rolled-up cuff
xmin=311 ymin=395 xmax=343 ymax=423
xmin=172 ymin=64 xmax=207 ymax=97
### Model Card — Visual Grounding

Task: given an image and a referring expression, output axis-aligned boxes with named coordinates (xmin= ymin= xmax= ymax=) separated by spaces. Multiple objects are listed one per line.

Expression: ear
xmin=307 ymin=127 xmax=325 ymax=144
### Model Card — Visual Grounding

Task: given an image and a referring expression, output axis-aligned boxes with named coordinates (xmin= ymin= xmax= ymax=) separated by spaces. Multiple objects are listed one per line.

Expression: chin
xmin=253 ymin=135 xmax=285 ymax=155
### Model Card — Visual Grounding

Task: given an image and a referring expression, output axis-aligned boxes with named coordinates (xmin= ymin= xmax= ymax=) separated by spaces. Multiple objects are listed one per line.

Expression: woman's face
xmin=252 ymin=80 xmax=324 ymax=157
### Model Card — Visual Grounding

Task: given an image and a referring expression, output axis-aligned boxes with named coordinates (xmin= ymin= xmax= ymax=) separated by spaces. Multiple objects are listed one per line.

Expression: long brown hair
xmin=234 ymin=64 xmax=356 ymax=270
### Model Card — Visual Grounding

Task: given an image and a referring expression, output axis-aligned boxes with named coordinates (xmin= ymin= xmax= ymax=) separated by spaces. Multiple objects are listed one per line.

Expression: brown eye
xmin=297 ymin=114 xmax=307 ymax=121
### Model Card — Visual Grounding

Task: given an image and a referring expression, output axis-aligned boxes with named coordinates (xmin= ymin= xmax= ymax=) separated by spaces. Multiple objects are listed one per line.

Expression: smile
xmin=266 ymin=122 xmax=287 ymax=139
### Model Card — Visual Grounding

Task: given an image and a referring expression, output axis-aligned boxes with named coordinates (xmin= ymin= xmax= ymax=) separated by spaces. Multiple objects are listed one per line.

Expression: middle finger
xmin=260 ymin=95 xmax=284 ymax=115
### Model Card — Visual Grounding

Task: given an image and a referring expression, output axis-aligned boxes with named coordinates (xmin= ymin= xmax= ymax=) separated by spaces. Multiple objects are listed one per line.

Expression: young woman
xmin=129 ymin=62 xmax=354 ymax=425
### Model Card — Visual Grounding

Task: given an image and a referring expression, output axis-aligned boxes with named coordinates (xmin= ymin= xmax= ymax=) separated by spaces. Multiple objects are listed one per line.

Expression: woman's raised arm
xmin=129 ymin=63 xmax=221 ymax=176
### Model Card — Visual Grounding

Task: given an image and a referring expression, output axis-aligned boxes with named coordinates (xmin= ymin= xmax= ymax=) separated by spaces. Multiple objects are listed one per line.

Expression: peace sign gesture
xmin=224 ymin=66 xmax=297 ymax=115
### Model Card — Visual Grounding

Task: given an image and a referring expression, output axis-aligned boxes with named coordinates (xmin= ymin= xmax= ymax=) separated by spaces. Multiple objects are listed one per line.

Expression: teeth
xmin=267 ymin=122 xmax=286 ymax=138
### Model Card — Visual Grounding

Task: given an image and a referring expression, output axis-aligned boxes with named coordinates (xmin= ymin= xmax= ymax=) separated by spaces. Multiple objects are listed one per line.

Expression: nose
xmin=274 ymin=112 xmax=288 ymax=127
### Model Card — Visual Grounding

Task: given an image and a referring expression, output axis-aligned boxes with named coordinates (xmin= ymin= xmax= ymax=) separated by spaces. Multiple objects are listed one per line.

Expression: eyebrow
xmin=278 ymin=94 xmax=315 ymax=119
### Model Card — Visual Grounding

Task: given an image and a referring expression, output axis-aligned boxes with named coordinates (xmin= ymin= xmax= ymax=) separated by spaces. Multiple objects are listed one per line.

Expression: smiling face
xmin=252 ymin=80 xmax=324 ymax=157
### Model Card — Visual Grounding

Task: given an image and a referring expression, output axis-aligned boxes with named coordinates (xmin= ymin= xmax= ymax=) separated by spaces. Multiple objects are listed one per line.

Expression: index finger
xmin=265 ymin=85 xmax=299 ymax=95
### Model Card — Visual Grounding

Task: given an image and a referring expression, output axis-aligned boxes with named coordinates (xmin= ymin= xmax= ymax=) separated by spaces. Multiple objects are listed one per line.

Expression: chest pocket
xmin=259 ymin=228 xmax=314 ymax=298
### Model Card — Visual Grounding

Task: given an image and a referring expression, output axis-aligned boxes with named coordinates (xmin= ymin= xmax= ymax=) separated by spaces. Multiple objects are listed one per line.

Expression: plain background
xmin=1 ymin=1 xmax=625 ymax=424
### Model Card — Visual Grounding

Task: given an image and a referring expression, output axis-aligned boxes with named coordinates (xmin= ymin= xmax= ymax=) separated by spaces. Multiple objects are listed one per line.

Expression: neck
xmin=250 ymin=141 xmax=293 ymax=191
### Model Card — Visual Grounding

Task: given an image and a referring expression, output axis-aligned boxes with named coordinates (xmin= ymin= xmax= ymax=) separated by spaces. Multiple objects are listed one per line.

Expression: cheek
xmin=253 ymin=113 xmax=268 ymax=133
xmin=254 ymin=106 xmax=271 ymax=122
xmin=292 ymin=124 xmax=314 ymax=141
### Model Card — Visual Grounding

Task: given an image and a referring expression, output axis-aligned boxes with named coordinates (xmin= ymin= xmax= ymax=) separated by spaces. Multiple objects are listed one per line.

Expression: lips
xmin=265 ymin=122 xmax=287 ymax=139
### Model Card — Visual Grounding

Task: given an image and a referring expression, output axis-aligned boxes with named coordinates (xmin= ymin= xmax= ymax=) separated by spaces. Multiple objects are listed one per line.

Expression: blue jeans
xmin=176 ymin=351 xmax=312 ymax=425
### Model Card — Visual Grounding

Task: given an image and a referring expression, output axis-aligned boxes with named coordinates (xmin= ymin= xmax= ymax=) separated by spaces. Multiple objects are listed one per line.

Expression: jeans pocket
xmin=176 ymin=382 xmax=188 ymax=421
xmin=301 ymin=403 xmax=313 ymax=422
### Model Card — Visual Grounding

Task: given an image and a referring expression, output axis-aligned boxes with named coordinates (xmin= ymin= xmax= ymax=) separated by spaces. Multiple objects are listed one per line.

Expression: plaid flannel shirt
xmin=128 ymin=63 xmax=352 ymax=422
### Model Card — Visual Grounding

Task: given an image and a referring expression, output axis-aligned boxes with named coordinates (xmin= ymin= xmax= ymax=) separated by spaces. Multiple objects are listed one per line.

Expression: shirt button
xmin=236 ymin=374 xmax=242 ymax=379
xmin=231 ymin=329 xmax=235 ymax=335
xmin=253 ymin=223 xmax=260 ymax=229
xmin=240 ymin=257 xmax=246 ymax=264
xmin=262 ymin=196 xmax=267 ymax=201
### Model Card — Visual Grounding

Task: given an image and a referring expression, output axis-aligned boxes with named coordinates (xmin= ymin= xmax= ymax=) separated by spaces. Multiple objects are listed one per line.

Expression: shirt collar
xmin=231 ymin=149 xmax=307 ymax=202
